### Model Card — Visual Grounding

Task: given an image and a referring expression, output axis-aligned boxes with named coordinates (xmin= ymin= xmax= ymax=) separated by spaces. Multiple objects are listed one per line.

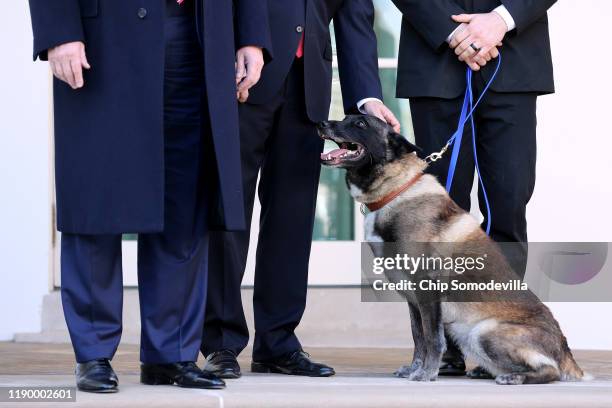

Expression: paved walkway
xmin=1 ymin=342 xmax=611 ymax=407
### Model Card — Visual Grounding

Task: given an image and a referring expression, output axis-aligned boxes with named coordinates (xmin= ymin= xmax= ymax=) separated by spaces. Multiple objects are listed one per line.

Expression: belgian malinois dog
xmin=318 ymin=115 xmax=585 ymax=385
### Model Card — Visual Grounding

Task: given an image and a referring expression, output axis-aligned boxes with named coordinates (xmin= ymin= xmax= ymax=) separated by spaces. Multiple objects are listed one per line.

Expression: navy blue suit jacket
xmin=28 ymin=0 xmax=272 ymax=233
xmin=247 ymin=0 xmax=383 ymax=123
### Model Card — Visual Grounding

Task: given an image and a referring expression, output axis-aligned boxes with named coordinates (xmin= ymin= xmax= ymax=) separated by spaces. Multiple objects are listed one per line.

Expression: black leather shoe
xmin=204 ymin=350 xmax=241 ymax=379
xmin=438 ymin=359 xmax=466 ymax=376
xmin=439 ymin=335 xmax=466 ymax=376
xmin=76 ymin=359 xmax=118 ymax=393
xmin=252 ymin=350 xmax=335 ymax=377
xmin=141 ymin=362 xmax=225 ymax=389
xmin=466 ymin=365 xmax=494 ymax=379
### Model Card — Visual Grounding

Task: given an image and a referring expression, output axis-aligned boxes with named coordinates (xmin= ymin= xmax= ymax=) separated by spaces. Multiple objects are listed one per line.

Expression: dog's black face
xmin=318 ymin=115 xmax=420 ymax=170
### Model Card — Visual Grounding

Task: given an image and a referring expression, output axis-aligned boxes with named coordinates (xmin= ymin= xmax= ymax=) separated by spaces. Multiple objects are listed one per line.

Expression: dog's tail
xmin=559 ymin=351 xmax=588 ymax=381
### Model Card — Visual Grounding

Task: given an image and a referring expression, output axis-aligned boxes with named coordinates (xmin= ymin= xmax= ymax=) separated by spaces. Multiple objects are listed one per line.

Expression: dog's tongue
xmin=321 ymin=148 xmax=348 ymax=160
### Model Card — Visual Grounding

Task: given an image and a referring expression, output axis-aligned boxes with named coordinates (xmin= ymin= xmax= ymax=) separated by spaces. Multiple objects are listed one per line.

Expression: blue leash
xmin=428 ymin=53 xmax=502 ymax=236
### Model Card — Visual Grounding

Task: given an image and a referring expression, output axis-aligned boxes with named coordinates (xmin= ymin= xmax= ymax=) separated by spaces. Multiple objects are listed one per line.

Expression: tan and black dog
xmin=318 ymin=115 xmax=584 ymax=385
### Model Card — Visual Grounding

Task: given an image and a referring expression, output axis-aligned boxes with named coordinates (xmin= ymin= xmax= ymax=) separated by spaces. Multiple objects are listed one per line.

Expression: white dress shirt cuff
xmin=357 ymin=98 xmax=383 ymax=114
xmin=493 ymin=5 xmax=516 ymax=32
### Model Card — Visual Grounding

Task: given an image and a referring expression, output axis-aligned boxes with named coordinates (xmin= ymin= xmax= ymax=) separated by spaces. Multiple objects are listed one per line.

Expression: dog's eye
xmin=355 ymin=120 xmax=367 ymax=129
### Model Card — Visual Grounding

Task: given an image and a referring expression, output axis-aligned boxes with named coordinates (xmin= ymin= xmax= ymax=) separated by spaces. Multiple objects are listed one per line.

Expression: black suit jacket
xmin=392 ymin=0 xmax=556 ymax=99
xmin=247 ymin=0 xmax=383 ymax=122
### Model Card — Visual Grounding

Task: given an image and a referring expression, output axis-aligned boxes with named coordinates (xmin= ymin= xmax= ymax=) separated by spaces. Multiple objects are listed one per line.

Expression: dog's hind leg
xmin=496 ymin=365 xmax=560 ymax=385
xmin=395 ymin=302 xmax=427 ymax=378
xmin=477 ymin=329 xmax=562 ymax=385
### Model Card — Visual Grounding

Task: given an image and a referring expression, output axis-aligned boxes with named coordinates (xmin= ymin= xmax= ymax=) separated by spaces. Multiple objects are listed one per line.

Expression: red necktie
xmin=296 ymin=33 xmax=304 ymax=58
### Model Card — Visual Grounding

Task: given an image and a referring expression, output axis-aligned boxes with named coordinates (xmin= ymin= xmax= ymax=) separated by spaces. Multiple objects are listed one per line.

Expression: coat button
xmin=296 ymin=25 xmax=304 ymax=33
xmin=137 ymin=8 xmax=147 ymax=19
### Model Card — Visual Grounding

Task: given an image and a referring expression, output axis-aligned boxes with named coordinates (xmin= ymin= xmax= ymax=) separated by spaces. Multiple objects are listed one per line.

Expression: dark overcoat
xmin=28 ymin=0 xmax=271 ymax=233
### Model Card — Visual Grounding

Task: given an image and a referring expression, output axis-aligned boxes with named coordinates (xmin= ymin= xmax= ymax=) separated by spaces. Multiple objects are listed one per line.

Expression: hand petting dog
xmin=361 ymin=100 xmax=401 ymax=133
xmin=449 ymin=12 xmax=507 ymax=71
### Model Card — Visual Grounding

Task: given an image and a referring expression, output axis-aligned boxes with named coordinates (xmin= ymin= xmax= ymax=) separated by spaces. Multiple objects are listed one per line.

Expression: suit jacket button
xmin=138 ymin=8 xmax=148 ymax=19
xmin=296 ymin=25 xmax=304 ymax=33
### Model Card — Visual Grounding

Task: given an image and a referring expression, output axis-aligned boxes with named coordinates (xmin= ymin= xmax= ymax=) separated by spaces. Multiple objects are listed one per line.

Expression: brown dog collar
xmin=364 ymin=173 xmax=423 ymax=213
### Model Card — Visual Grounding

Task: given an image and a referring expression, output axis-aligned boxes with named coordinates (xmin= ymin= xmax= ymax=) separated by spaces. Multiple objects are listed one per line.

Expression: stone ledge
xmin=15 ymin=288 xmax=415 ymax=348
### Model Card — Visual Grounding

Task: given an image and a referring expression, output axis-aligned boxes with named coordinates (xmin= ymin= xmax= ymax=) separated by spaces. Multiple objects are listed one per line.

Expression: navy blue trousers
xmin=60 ymin=5 xmax=210 ymax=364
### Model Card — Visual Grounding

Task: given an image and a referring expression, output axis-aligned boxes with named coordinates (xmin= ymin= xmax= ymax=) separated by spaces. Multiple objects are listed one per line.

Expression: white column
xmin=0 ymin=3 xmax=53 ymax=340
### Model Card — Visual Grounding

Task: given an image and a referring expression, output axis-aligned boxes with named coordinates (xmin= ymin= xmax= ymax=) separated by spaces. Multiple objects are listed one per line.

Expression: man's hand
xmin=449 ymin=13 xmax=507 ymax=69
xmin=449 ymin=23 xmax=499 ymax=71
xmin=470 ymin=45 xmax=500 ymax=68
xmin=236 ymin=46 xmax=264 ymax=103
xmin=48 ymin=41 xmax=90 ymax=89
xmin=362 ymin=100 xmax=401 ymax=133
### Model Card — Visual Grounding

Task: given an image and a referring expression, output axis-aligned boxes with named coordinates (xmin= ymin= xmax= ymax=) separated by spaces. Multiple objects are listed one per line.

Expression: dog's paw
xmin=495 ymin=373 xmax=526 ymax=385
xmin=394 ymin=364 xmax=418 ymax=378
xmin=394 ymin=359 xmax=424 ymax=378
xmin=401 ymin=368 xmax=438 ymax=382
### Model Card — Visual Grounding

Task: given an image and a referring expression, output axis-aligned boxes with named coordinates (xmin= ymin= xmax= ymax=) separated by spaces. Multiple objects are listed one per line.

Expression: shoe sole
xmin=438 ymin=369 xmax=466 ymax=377
xmin=141 ymin=372 xmax=226 ymax=389
xmin=77 ymin=386 xmax=118 ymax=393
xmin=251 ymin=362 xmax=335 ymax=377
xmin=214 ymin=369 xmax=242 ymax=380
xmin=466 ymin=372 xmax=494 ymax=380
xmin=176 ymin=383 xmax=226 ymax=389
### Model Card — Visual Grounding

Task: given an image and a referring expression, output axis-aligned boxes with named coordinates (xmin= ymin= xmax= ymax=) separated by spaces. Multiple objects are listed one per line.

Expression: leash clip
xmin=425 ymin=141 xmax=452 ymax=164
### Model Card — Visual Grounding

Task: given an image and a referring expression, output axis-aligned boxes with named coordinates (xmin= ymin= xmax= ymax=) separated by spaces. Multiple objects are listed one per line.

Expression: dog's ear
xmin=388 ymin=132 xmax=422 ymax=157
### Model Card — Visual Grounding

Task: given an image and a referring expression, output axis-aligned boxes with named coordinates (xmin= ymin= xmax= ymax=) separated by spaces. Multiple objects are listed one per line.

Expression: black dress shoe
xmin=439 ymin=335 xmax=466 ymax=376
xmin=204 ymin=350 xmax=241 ymax=379
xmin=438 ymin=359 xmax=466 ymax=376
xmin=141 ymin=362 xmax=225 ymax=389
xmin=466 ymin=366 xmax=494 ymax=379
xmin=76 ymin=359 xmax=118 ymax=393
xmin=252 ymin=350 xmax=335 ymax=377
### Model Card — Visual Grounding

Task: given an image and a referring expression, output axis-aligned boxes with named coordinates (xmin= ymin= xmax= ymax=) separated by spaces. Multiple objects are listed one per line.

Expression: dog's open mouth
xmin=320 ymin=140 xmax=365 ymax=165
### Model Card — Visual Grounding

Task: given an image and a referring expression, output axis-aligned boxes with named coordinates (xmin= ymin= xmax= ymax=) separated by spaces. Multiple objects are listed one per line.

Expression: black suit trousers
xmin=202 ymin=60 xmax=324 ymax=360
xmin=410 ymin=72 xmax=537 ymax=277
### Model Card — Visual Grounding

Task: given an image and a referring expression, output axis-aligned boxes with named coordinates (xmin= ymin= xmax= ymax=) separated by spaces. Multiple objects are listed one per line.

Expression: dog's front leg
xmin=410 ymin=302 xmax=446 ymax=381
xmin=395 ymin=302 xmax=426 ymax=378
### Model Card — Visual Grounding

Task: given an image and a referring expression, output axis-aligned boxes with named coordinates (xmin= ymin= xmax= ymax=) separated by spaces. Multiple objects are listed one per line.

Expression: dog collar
xmin=362 ymin=173 xmax=423 ymax=214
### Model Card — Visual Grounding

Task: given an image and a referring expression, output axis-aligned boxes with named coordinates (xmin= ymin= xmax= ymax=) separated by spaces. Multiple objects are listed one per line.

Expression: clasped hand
xmin=448 ymin=12 xmax=508 ymax=71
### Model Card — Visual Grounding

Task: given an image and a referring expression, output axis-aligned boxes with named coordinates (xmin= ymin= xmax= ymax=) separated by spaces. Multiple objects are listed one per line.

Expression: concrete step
xmin=14 ymin=288 xmax=415 ymax=348
xmin=1 ymin=343 xmax=611 ymax=408
xmin=3 ymin=374 xmax=611 ymax=408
